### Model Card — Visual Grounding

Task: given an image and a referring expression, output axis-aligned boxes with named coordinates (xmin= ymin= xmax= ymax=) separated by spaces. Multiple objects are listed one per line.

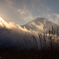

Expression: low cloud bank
xmin=0 ymin=17 xmax=41 ymax=50
xmin=0 ymin=17 xmax=58 ymax=50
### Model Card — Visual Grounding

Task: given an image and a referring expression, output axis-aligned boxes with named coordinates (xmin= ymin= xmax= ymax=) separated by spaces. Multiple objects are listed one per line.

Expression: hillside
xmin=22 ymin=18 xmax=59 ymax=32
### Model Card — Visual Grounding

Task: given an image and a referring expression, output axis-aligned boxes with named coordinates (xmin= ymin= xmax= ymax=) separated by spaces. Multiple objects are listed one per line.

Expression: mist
xmin=0 ymin=17 xmax=42 ymax=50
xmin=0 ymin=17 xmax=59 ymax=50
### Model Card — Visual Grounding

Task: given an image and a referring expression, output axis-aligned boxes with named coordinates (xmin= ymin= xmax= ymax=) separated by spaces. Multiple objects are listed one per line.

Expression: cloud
xmin=0 ymin=17 xmax=59 ymax=50
xmin=17 ymin=7 xmax=34 ymax=22
xmin=0 ymin=17 xmax=41 ymax=50
xmin=46 ymin=13 xmax=59 ymax=24
xmin=0 ymin=0 xmax=13 ymax=8
xmin=0 ymin=0 xmax=51 ymax=25
xmin=5 ymin=0 xmax=12 ymax=5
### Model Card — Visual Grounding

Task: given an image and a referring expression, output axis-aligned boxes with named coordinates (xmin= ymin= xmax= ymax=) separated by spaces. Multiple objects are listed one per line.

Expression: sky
xmin=0 ymin=0 xmax=59 ymax=25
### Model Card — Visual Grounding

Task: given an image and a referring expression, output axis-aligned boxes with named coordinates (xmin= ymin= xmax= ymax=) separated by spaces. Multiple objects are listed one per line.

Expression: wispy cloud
xmin=0 ymin=0 xmax=51 ymax=25
xmin=17 ymin=7 xmax=34 ymax=22
xmin=46 ymin=13 xmax=59 ymax=24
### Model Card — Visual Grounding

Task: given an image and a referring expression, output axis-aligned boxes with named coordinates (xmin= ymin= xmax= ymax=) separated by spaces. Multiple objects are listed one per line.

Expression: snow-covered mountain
xmin=22 ymin=18 xmax=59 ymax=33
xmin=0 ymin=17 xmax=59 ymax=50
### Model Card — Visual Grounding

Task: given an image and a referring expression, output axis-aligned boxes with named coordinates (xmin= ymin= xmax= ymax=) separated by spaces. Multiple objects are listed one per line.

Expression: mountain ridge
xmin=21 ymin=18 xmax=59 ymax=32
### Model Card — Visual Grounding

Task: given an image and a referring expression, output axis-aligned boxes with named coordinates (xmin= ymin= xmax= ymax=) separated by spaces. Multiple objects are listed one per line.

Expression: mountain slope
xmin=22 ymin=18 xmax=59 ymax=32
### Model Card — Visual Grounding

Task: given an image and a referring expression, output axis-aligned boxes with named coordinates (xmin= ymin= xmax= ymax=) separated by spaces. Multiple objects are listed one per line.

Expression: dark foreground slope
xmin=0 ymin=48 xmax=59 ymax=59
